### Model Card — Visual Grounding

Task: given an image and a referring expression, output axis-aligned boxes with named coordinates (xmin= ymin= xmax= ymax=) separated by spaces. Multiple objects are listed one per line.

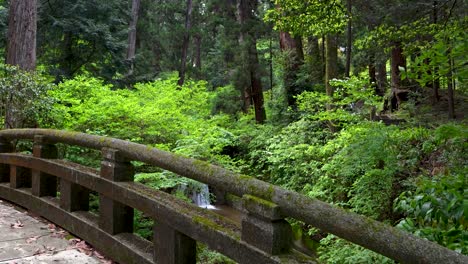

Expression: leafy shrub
xmin=0 ymin=64 xmax=55 ymax=128
xmin=395 ymin=173 xmax=467 ymax=254
xmin=296 ymin=76 xmax=381 ymax=127
xmin=318 ymin=235 xmax=394 ymax=264
xmin=50 ymin=74 xmax=213 ymax=145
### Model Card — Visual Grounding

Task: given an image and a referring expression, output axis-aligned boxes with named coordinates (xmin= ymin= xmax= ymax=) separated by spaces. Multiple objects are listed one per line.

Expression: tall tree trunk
xmin=62 ymin=31 xmax=73 ymax=79
xmin=6 ymin=0 xmax=37 ymax=71
xmin=5 ymin=0 xmax=37 ymax=129
xmin=325 ymin=35 xmax=338 ymax=97
xmin=127 ymin=0 xmax=141 ymax=77
xmin=447 ymin=49 xmax=455 ymax=119
xmin=194 ymin=34 xmax=202 ymax=71
xmin=345 ymin=0 xmax=352 ymax=77
xmin=237 ymin=0 xmax=266 ymax=123
xmin=369 ymin=62 xmax=376 ymax=86
xmin=279 ymin=31 xmax=304 ymax=107
xmin=306 ymin=36 xmax=323 ymax=84
xmin=321 ymin=35 xmax=326 ymax=77
xmin=432 ymin=0 xmax=440 ymax=102
xmin=390 ymin=42 xmax=406 ymax=110
xmin=376 ymin=61 xmax=387 ymax=97
xmin=325 ymin=34 xmax=338 ymax=132
xmin=178 ymin=0 xmax=194 ymax=86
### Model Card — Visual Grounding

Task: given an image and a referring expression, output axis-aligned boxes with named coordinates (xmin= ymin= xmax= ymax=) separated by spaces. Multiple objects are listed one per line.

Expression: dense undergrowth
xmin=2 ymin=69 xmax=466 ymax=262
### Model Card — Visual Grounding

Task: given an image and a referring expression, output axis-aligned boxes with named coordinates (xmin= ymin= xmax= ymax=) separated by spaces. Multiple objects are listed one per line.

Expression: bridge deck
xmin=0 ymin=199 xmax=105 ymax=264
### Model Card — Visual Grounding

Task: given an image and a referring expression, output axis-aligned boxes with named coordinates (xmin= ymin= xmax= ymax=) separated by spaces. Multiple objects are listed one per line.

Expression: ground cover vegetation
xmin=1 ymin=0 xmax=467 ymax=262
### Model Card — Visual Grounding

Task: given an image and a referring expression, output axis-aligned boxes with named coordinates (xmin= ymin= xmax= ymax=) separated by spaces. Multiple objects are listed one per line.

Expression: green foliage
xmin=39 ymin=0 xmax=129 ymax=80
xmin=197 ymin=243 xmax=236 ymax=264
xmin=404 ymin=19 xmax=468 ymax=93
xmin=0 ymin=64 xmax=56 ymax=128
xmin=297 ymin=76 xmax=380 ymax=127
xmin=318 ymin=235 xmax=394 ymax=264
xmin=246 ymin=120 xmax=331 ymax=189
xmin=265 ymin=0 xmax=347 ymax=35
xmin=135 ymin=171 xmax=190 ymax=191
xmin=50 ymin=74 xmax=213 ymax=145
xmin=134 ymin=210 xmax=154 ymax=240
xmin=395 ymin=173 xmax=467 ymax=254
xmin=211 ymin=85 xmax=242 ymax=116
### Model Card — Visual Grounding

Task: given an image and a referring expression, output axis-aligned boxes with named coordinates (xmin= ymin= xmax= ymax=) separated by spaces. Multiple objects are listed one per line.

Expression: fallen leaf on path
xmin=33 ymin=248 xmax=46 ymax=255
xmin=10 ymin=220 xmax=24 ymax=228
xmin=26 ymin=236 xmax=40 ymax=243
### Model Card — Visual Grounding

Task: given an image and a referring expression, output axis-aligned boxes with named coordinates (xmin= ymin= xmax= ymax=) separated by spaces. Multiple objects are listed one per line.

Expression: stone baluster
xmin=241 ymin=194 xmax=292 ymax=255
xmin=153 ymin=221 xmax=196 ymax=264
xmin=32 ymin=135 xmax=58 ymax=197
xmin=0 ymin=137 xmax=12 ymax=182
xmin=99 ymin=148 xmax=134 ymax=235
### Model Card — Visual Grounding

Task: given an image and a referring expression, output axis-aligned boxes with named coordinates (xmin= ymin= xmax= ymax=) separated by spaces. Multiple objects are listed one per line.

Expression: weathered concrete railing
xmin=0 ymin=129 xmax=466 ymax=264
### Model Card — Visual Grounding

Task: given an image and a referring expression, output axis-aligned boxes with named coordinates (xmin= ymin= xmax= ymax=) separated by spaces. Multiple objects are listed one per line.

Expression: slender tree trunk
xmin=237 ymin=0 xmax=266 ymax=123
xmin=6 ymin=0 xmax=37 ymax=71
xmin=306 ymin=36 xmax=323 ymax=84
xmin=194 ymin=34 xmax=202 ymax=71
xmin=321 ymin=35 xmax=326 ymax=77
xmin=376 ymin=61 xmax=387 ymax=97
xmin=390 ymin=42 xmax=406 ymax=110
xmin=62 ymin=31 xmax=73 ymax=79
xmin=325 ymin=34 xmax=338 ymax=132
xmin=127 ymin=0 xmax=141 ymax=77
xmin=325 ymin=35 xmax=338 ymax=97
xmin=432 ymin=0 xmax=440 ymax=102
xmin=5 ymin=0 xmax=37 ymax=129
xmin=369 ymin=62 xmax=376 ymax=85
xmin=345 ymin=0 xmax=352 ymax=77
xmin=269 ymin=35 xmax=274 ymax=92
xmin=447 ymin=49 xmax=455 ymax=119
xmin=178 ymin=0 xmax=194 ymax=86
xmin=279 ymin=31 xmax=304 ymax=107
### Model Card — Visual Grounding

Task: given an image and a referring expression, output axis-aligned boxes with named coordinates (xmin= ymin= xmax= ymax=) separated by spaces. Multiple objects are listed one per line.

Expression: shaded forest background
xmin=0 ymin=0 xmax=467 ymax=262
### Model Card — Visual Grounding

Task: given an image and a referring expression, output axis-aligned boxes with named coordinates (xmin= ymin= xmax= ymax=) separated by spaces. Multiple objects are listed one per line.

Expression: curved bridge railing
xmin=0 ymin=129 xmax=466 ymax=264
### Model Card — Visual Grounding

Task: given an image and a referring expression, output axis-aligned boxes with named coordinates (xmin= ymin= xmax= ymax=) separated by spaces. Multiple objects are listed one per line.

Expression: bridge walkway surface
xmin=0 ymin=199 xmax=106 ymax=264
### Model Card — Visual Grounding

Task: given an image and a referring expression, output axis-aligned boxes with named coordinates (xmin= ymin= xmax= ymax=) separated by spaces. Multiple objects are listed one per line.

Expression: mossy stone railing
xmin=0 ymin=129 xmax=466 ymax=264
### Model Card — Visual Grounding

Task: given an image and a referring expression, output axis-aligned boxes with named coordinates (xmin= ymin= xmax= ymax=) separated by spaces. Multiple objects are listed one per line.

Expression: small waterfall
xmin=177 ymin=183 xmax=216 ymax=209
xmin=192 ymin=184 xmax=216 ymax=209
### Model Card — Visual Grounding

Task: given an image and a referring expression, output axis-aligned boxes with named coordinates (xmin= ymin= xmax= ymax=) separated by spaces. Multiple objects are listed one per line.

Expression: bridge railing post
xmin=99 ymin=148 xmax=134 ymax=235
xmin=32 ymin=135 xmax=58 ymax=197
xmin=153 ymin=221 xmax=197 ymax=264
xmin=241 ymin=194 xmax=292 ymax=255
xmin=0 ymin=137 xmax=13 ymax=182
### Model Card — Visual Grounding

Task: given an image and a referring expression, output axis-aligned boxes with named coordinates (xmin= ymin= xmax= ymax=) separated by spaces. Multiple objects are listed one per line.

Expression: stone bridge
xmin=0 ymin=129 xmax=465 ymax=264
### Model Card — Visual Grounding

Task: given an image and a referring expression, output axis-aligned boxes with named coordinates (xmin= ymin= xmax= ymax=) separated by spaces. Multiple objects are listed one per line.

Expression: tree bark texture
xmin=178 ymin=0 xmax=194 ymax=86
xmin=194 ymin=34 xmax=202 ymax=71
xmin=306 ymin=36 xmax=323 ymax=84
xmin=237 ymin=0 xmax=266 ymax=123
xmin=127 ymin=0 xmax=141 ymax=76
xmin=376 ymin=62 xmax=387 ymax=97
xmin=5 ymin=0 xmax=37 ymax=129
xmin=390 ymin=42 xmax=406 ymax=110
xmin=345 ymin=0 xmax=352 ymax=77
xmin=447 ymin=50 xmax=455 ymax=119
xmin=6 ymin=0 xmax=37 ymax=71
xmin=280 ymin=31 xmax=304 ymax=107
xmin=325 ymin=35 xmax=338 ymax=97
